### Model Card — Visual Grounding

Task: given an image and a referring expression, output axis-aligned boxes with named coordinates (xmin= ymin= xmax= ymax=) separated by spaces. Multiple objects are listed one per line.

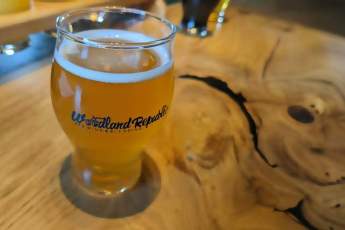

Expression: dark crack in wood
xmin=180 ymin=75 xmax=277 ymax=168
xmin=284 ymin=201 xmax=318 ymax=230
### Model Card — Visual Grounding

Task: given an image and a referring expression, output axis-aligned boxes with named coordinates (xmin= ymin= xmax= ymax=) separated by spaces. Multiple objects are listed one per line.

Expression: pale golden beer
xmin=51 ymin=8 xmax=176 ymax=195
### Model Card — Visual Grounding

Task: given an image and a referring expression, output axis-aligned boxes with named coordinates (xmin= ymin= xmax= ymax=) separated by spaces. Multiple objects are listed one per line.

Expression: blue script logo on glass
xmin=71 ymin=105 xmax=168 ymax=132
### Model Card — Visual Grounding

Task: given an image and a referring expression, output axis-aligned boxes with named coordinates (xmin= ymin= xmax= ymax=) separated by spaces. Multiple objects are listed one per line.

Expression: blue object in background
xmin=0 ymin=32 xmax=55 ymax=79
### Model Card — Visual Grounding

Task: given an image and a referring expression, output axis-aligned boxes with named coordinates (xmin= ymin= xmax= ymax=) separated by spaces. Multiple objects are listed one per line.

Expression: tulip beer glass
xmin=51 ymin=7 xmax=176 ymax=195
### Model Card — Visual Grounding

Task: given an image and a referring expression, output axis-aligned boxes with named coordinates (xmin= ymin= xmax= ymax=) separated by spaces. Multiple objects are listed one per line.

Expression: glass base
xmin=72 ymin=153 xmax=143 ymax=196
xmin=59 ymin=154 xmax=160 ymax=218
xmin=179 ymin=25 xmax=210 ymax=38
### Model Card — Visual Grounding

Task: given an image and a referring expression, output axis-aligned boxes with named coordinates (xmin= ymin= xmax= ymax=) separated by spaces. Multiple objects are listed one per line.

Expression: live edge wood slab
xmin=0 ymin=3 xmax=345 ymax=230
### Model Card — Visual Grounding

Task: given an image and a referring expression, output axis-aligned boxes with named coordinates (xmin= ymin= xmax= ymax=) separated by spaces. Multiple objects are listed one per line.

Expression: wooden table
xmin=0 ymin=0 xmax=156 ymax=44
xmin=1 ymin=3 xmax=345 ymax=230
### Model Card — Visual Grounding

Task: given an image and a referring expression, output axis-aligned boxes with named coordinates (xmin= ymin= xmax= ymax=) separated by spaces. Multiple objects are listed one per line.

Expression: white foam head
xmin=54 ymin=29 xmax=172 ymax=83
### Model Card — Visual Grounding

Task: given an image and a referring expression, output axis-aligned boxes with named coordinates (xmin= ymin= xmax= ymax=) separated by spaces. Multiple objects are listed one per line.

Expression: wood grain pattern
xmin=0 ymin=2 xmax=344 ymax=230
xmin=0 ymin=0 xmax=154 ymax=44
xmin=169 ymin=4 xmax=345 ymax=229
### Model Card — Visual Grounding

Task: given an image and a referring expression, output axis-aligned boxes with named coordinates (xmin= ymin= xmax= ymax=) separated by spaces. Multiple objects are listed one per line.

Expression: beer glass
xmin=51 ymin=7 xmax=176 ymax=195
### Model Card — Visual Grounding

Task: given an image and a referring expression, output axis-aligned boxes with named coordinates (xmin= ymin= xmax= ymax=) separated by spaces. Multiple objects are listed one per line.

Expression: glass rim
xmin=56 ymin=6 xmax=177 ymax=49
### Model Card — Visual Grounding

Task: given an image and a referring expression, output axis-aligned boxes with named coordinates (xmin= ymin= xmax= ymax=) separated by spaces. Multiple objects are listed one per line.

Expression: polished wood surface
xmin=0 ymin=0 xmax=154 ymax=44
xmin=1 ymin=2 xmax=345 ymax=229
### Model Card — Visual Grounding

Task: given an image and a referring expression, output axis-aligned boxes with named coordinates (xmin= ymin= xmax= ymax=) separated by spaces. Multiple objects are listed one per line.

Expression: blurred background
xmin=1 ymin=0 xmax=345 ymax=83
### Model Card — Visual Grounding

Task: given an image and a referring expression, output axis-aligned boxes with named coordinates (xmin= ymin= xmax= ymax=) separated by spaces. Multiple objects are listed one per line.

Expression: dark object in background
xmin=232 ymin=0 xmax=345 ymax=37
xmin=181 ymin=0 xmax=219 ymax=37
